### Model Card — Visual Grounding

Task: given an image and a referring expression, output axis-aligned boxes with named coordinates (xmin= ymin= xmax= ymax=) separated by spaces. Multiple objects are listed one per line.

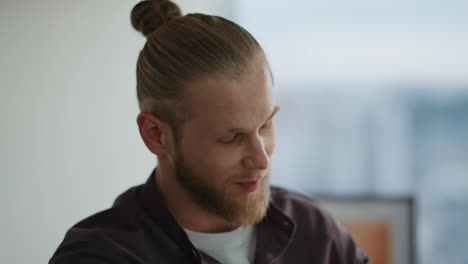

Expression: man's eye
xmin=219 ymin=134 xmax=240 ymax=144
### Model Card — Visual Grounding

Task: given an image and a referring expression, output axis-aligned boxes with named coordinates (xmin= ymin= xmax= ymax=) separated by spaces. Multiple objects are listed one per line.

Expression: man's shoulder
xmin=270 ymin=185 xmax=325 ymax=214
xmin=270 ymin=185 xmax=321 ymax=206
xmin=72 ymin=185 xmax=141 ymax=229
xmin=269 ymin=185 xmax=342 ymax=238
xmin=268 ymin=186 xmax=370 ymax=263
xmin=50 ymin=186 xmax=146 ymax=263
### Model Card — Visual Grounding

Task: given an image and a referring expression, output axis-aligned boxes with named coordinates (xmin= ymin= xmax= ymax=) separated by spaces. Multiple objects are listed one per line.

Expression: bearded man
xmin=50 ymin=1 xmax=370 ymax=263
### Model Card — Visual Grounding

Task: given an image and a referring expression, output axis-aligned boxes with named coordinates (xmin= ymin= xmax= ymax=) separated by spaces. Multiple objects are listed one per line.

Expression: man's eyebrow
xmin=227 ymin=105 xmax=280 ymax=133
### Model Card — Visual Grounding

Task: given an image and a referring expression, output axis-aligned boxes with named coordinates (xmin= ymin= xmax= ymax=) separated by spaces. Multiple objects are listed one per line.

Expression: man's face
xmin=171 ymin=58 xmax=278 ymax=226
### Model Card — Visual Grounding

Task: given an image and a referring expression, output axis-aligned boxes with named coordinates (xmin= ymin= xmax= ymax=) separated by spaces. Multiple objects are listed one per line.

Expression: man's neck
xmin=154 ymin=164 xmax=239 ymax=233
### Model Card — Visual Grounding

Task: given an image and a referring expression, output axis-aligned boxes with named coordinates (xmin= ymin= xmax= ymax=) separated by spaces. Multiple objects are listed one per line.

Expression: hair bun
xmin=131 ymin=0 xmax=182 ymax=38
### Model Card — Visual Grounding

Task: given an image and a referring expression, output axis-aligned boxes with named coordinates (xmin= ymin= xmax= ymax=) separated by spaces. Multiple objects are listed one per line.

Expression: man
xmin=50 ymin=1 xmax=370 ymax=263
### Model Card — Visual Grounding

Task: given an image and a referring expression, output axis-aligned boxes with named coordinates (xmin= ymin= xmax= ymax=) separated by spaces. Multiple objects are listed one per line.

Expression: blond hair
xmin=131 ymin=0 xmax=265 ymax=137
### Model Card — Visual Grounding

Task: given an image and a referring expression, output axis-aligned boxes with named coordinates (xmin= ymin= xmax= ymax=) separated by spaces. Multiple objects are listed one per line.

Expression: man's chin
xmin=222 ymin=185 xmax=270 ymax=226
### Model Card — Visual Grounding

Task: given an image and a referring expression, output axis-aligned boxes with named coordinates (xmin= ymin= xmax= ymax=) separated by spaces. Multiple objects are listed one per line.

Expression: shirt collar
xmin=138 ymin=168 xmax=296 ymax=263
xmin=138 ymin=169 xmax=198 ymax=260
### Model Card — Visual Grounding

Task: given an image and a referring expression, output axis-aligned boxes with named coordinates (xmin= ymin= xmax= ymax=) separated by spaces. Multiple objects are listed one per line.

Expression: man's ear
xmin=136 ymin=112 xmax=173 ymax=157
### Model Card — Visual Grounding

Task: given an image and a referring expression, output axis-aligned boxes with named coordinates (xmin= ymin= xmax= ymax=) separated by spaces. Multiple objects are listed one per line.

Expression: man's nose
xmin=242 ymin=135 xmax=269 ymax=170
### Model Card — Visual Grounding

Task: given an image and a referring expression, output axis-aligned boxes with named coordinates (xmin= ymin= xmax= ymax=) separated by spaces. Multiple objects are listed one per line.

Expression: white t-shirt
xmin=184 ymin=226 xmax=256 ymax=264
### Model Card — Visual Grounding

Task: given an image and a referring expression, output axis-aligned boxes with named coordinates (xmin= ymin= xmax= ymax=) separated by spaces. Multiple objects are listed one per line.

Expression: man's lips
xmin=235 ymin=179 xmax=261 ymax=192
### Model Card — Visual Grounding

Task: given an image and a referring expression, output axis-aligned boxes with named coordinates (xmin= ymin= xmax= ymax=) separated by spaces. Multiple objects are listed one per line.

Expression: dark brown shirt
xmin=50 ymin=170 xmax=370 ymax=264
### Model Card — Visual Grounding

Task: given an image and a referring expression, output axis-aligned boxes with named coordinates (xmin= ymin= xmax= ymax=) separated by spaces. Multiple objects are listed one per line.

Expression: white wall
xmin=0 ymin=1 xmax=235 ymax=263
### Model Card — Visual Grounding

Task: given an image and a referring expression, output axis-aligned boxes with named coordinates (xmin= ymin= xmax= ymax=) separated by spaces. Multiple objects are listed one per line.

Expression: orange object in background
xmin=342 ymin=220 xmax=391 ymax=264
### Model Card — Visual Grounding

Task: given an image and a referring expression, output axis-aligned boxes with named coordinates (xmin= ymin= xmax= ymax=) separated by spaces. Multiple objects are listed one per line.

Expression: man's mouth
xmin=235 ymin=179 xmax=261 ymax=192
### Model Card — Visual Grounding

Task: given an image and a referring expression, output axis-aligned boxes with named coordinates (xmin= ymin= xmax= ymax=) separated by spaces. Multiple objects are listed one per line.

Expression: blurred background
xmin=1 ymin=0 xmax=467 ymax=263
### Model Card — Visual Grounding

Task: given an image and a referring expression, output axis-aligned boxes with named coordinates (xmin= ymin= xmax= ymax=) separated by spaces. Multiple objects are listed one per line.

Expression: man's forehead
xmin=224 ymin=105 xmax=280 ymax=131
xmin=187 ymin=80 xmax=272 ymax=110
xmin=190 ymin=102 xmax=278 ymax=135
xmin=190 ymin=82 xmax=273 ymax=115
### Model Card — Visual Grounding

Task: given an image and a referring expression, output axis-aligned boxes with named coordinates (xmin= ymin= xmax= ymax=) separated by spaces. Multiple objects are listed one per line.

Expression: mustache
xmin=232 ymin=172 xmax=269 ymax=183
